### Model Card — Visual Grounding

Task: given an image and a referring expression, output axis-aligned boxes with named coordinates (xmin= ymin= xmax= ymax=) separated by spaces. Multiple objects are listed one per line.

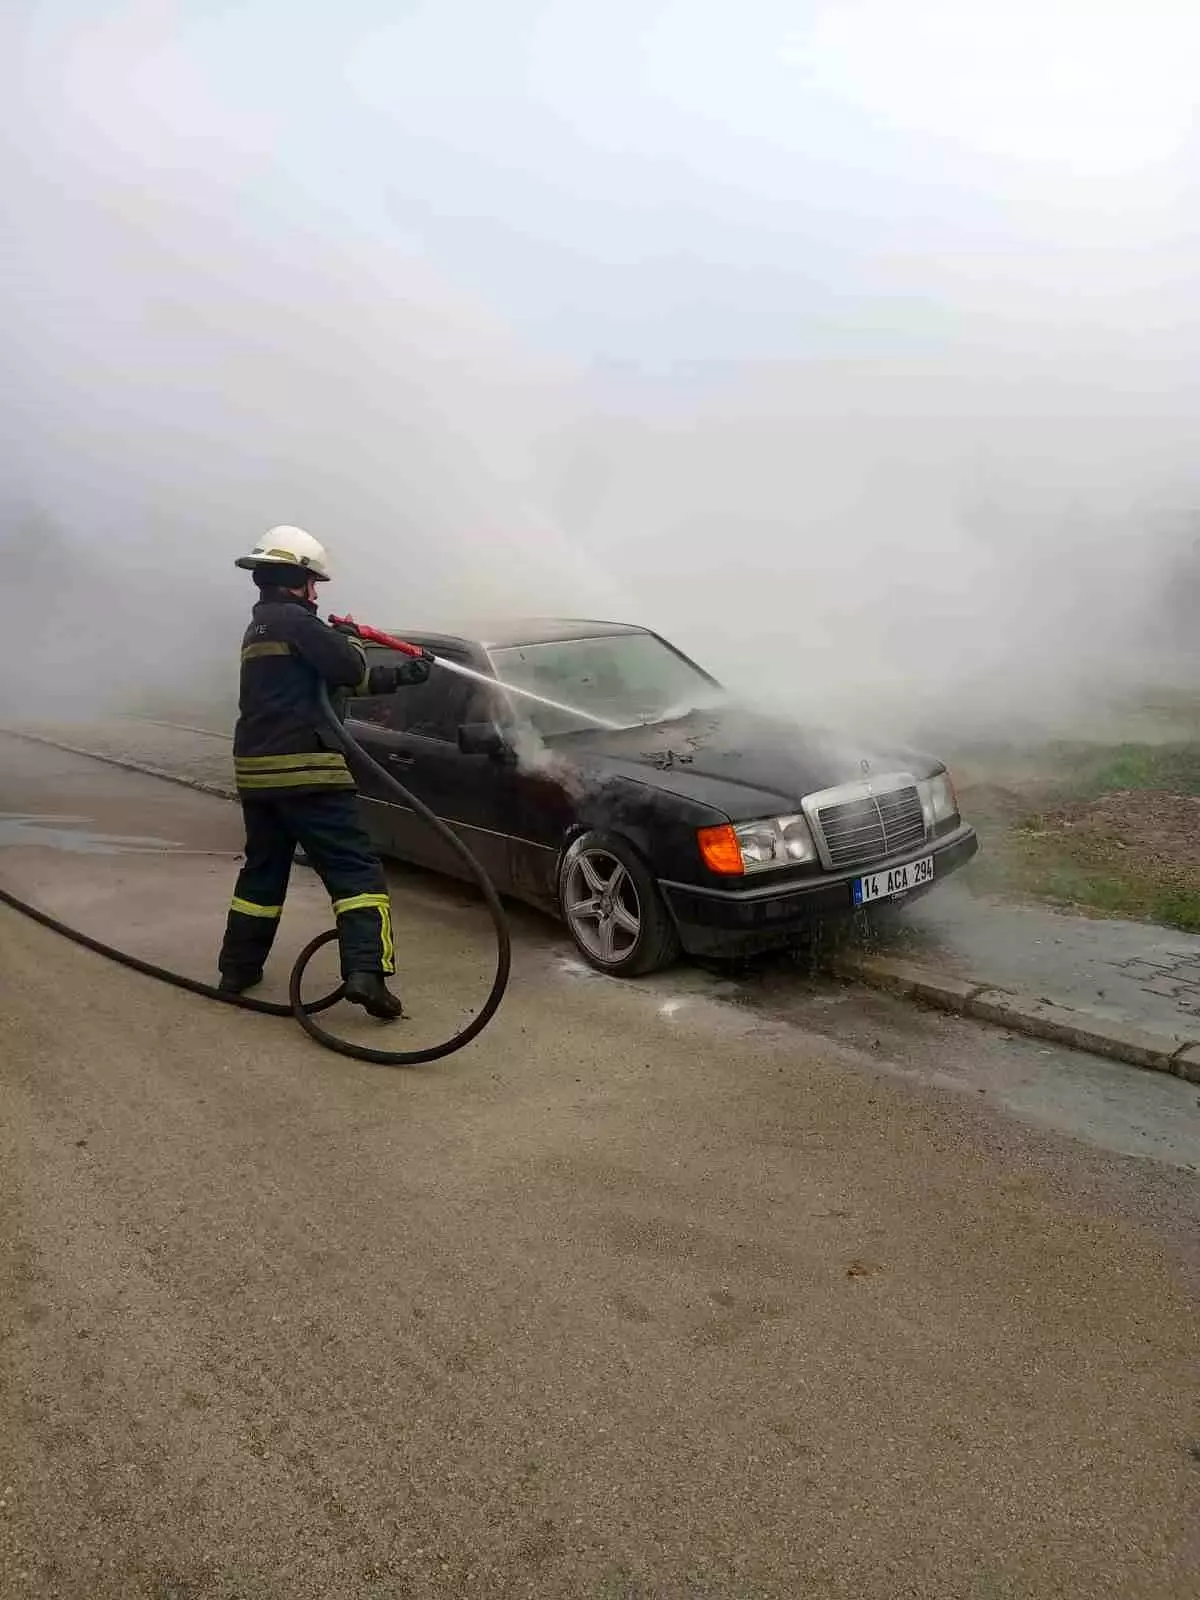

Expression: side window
xmin=349 ymin=648 xmax=493 ymax=742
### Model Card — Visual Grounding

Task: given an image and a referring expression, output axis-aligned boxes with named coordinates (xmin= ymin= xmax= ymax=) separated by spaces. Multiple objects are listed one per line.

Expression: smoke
xmin=506 ymin=723 xmax=597 ymax=805
xmin=1 ymin=1 xmax=1197 ymax=739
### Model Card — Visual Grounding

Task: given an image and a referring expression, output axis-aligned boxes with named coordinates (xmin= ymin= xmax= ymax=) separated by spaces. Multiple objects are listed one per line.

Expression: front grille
xmin=815 ymin=785 xmax=927 ymax=869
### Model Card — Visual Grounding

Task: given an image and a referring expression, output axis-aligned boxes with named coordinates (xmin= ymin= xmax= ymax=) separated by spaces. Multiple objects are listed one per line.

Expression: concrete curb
xmin=0 ymin=728 xmax=239 ymax=805
xmin=833 ymin=951 xmax=1200 ymax=1083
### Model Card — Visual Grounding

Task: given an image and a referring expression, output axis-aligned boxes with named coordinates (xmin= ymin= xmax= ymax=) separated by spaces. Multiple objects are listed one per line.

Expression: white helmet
xmin=235 ymin=525 xmax=331 ymax=581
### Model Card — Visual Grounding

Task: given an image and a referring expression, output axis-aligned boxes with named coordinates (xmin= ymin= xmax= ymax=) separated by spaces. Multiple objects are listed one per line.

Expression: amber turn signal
xmin=697 ymin=824 xmax=745 ymax=876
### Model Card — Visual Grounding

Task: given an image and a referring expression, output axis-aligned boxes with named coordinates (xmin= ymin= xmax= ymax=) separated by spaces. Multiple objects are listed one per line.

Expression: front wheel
xmin=558 ymin=831 xmax=680 ymax=977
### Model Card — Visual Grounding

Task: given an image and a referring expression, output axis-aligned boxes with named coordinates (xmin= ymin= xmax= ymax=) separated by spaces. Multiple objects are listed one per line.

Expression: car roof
xmin=381 ymin=618 xmax=650 ymax=651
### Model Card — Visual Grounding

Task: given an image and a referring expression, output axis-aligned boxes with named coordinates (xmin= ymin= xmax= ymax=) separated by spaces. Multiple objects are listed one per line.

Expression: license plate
xmin=853 ymin=855 xmax=934 ymax=907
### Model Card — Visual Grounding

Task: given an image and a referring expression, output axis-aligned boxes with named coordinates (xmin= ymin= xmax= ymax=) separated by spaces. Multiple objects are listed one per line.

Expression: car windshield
xmin=488 ymin=632 xmax=722 ymax=737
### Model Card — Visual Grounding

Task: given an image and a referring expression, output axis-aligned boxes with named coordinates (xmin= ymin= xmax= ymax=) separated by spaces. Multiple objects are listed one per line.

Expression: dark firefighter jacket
xmin=232 ymin=592 xmax=415 ymax=797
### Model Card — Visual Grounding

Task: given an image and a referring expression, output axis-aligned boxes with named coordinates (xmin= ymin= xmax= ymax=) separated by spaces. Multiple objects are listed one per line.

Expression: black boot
xmin=218 ymin=969 xmax=263 ymax=996
xmin=343 ymin=971 xmax=406 ymax=1020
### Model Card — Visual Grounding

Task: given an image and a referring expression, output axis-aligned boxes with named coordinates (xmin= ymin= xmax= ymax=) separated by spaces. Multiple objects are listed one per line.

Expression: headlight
xmin=698 ymin=814 xmax=818 ymax=876
xmin=918 ymin=770 xmax=958 ymax=828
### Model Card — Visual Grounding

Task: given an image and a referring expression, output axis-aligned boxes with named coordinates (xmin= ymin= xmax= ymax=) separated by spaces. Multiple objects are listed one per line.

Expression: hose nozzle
xmin=328 ymin=614 xmax=429 ymax=659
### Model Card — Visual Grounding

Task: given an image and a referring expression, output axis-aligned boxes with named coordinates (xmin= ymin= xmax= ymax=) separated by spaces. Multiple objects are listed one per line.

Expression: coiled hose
xmin=0 ymin=682 xmax=511 ymax=1066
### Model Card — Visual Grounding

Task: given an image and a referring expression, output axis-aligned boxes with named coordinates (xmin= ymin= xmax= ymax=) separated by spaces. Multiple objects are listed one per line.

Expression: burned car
xmin=345 ymin=619 xmax=979 ymax=976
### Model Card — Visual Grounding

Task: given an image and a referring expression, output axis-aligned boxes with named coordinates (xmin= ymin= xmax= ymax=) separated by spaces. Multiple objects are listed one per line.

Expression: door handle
xmin=386 ymin=751 xmax=415 ymax=767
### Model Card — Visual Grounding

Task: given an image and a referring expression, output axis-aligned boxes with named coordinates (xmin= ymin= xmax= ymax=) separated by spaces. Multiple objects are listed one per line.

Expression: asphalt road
xmin=2 ymin=738 xmax=1198 ymax=1599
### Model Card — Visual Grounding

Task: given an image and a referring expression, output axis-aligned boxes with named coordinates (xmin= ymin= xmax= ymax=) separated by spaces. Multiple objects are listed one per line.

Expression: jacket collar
xmin=254 ymin=589 xmax=317 ymax=614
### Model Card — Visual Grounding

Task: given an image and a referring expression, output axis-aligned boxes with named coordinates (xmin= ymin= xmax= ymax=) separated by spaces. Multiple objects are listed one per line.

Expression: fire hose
xmin=0 ymin=623 xmax=511 ymax=1067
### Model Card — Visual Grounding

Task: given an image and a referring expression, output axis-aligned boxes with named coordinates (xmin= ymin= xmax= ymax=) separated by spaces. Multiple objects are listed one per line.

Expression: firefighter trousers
xmin=218 ymin=791 xmax=395 ymax=982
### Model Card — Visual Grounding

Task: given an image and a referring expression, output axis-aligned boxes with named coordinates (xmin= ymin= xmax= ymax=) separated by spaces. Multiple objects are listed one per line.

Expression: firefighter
xmin=217 ymin=525 xmax=432 ymax=1018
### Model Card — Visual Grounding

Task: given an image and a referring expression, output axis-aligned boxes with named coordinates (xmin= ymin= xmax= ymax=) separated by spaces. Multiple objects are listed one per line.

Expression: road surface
xmin=1 ymin=737 xmax=1198 ymax=1599
xmin=15 ymin=715 xmax=1200 ymax=1040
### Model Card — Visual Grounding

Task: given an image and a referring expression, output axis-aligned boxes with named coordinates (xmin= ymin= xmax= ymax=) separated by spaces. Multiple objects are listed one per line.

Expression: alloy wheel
xmin=563 ymin=847 xmax=643 ymax=965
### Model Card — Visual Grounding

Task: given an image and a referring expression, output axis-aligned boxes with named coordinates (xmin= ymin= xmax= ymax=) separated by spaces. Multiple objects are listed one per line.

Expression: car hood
xmin=556 ymin=705 xmax=941 ymax=815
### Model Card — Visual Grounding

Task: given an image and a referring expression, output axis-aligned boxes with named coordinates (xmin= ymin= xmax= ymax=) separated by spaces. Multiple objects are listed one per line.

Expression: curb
xmin=0 ymin=728 xmax=239 ymax=805
xmin=833 ymin=952 xmax=1200 ymax=1083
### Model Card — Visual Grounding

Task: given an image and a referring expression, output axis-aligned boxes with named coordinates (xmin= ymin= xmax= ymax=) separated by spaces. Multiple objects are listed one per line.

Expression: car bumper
xmin=658 ymin=823 xmax=979 ymax=959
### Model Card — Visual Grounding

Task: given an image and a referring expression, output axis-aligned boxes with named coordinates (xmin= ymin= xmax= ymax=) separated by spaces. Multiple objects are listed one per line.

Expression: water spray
xmin=329 ymin=616 xmax=625 ymax=730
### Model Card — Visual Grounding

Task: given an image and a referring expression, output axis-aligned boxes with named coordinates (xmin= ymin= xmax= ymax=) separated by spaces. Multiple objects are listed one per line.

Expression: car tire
xmin=558 ymin=830 xmax=680 ymax=977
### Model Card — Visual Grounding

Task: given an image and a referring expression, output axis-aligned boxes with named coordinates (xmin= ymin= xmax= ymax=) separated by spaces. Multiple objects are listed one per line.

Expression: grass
xmin=971 ymin=833 xmax=1200 ymax=934
xmin=952 ymin=725 xmax=1200 ymax=934
xmin=1034 ymin=740 xmax=1200 ymax=800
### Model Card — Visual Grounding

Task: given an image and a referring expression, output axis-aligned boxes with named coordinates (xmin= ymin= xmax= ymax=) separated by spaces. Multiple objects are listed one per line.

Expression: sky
xmin=1 ymin=0 xmax=1197 ymax=731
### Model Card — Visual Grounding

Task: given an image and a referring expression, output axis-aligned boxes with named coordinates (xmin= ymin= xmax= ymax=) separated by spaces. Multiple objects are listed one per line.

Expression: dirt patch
xmin=1029 ymin=789 xmax=1200 ymax=885
xmin=950 ymin=728 xmax=1200 ymax=932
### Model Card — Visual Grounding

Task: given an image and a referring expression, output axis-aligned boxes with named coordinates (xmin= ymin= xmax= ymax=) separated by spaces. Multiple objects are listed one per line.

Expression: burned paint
xmin=646 ymin=748 xmax=695 ymax=771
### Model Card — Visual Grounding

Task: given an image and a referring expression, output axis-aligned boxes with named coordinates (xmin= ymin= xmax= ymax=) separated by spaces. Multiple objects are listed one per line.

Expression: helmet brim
xmin=235 ymin=555 xmax=330 ymax=580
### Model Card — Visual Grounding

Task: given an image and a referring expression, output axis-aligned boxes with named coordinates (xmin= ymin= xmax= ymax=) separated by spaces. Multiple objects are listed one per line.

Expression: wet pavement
xmin=872 ymin=880 xmax=1200 ymax=1037
xmin=0 ymin=812 xmax=194 ymax=856
xmin=655 ymin=959 xmax=1200 ymax=1172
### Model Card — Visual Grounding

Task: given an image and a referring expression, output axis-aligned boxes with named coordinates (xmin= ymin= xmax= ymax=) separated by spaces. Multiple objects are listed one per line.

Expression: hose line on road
xmin=0 ymin=681 xmax=512 ymax=1066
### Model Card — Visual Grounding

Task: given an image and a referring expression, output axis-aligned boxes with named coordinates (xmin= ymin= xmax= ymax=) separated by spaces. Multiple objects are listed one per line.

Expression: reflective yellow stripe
xmin=235 ymin=769 xmax=355 ymax=789
xmin=379 ymin=902 xmax=395 ymax=973
xmin=332 ymin=892 xmax=390 ymax=915
xmin=234 ymin=752 xmax=348 ymax=769
xmin=333 ymin=893 xmax=395 ymax=975
xmin=241 ymin=641 xmax=291 ymax=662
xmin=230 ymin=897 xmax=282 ymax=919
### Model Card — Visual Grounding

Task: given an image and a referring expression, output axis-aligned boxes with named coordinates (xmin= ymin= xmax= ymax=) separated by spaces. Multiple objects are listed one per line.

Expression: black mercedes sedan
xmin=345 ymin=619 xmax=979 ymax=976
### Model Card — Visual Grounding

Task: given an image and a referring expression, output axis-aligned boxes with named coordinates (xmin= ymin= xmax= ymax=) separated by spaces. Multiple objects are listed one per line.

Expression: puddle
xmin=0 ymin=812 xmax=183 ymax=856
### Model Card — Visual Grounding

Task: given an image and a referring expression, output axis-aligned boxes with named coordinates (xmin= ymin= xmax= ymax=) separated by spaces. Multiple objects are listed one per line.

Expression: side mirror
xmin=458 ymin=721 xmax=512 ymax=761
